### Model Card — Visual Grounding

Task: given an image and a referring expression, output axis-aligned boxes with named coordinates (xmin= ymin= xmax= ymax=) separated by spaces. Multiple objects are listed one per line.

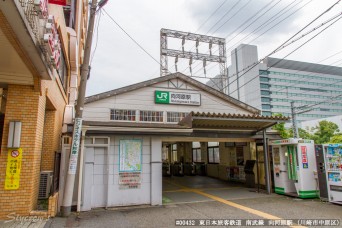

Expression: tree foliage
xmin=329 ymin=134 xmax=342 ymax=143
xmin=311 ymin=120 xmax=339 ymax=144
xmin=271 ymin=116 xmax=340 ymax=144
xmin=272 ymin=114 xmax=289 ymax=138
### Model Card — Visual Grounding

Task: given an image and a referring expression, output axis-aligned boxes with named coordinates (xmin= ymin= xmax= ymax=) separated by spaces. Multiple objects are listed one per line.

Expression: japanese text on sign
xmin=301 ymin=146 xmax=308 ymax=169
xmin=119 ymin=172 xmax=141 ymax=189
xmin=5 ymin=148 xmax=23 ymax=190
xmin=68 ymin=118 xmax=82 ymax=174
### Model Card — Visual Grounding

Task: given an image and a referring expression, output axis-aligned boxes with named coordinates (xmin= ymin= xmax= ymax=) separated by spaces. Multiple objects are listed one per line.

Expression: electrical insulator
xmin=175 ymin=56 xmax=178 ymax=72
xmin=209 ymin=40 xmax=213 ymax=56
xmin=196 ymin=39 xmax=199 ymax=54
xmin=203 ymin=59 xmax=207 ymax=76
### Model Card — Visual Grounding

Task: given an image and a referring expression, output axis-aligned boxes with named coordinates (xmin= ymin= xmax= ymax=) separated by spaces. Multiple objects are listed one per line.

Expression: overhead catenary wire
xmin=90 ymin=9 xmax=102 ymax=65
xmin=102 ymin=8 xmax=171 ymax=74
xmin=224 ymin=0 xmax=282 ymax=45
xmin=225 ymin=0 xmax=305 ymax=55
xmin=235 ymin=15 xmax=342 ymax=111
xmin=206 ymin=0 xmax=246 ymax=35
xmin=192 ymin=0 xmax=310 ymax=76
xmin=165 ymin=0 xmax=235 ymax=76
xmin=194 ymin=0 xmax=228 ymax=33
xmin=221 ymin=0 xmax=342 ymax=95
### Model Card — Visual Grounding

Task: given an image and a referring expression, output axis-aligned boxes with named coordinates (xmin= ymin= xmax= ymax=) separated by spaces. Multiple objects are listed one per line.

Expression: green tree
xmin=287 ymin=127 xmax=313 ymax=139
xmin=272 ymin=114 xmax=289 ymax=139
xmin=329 ymin=133 xmax=342 ymax=143
xmin=312 ymin=120 xmax=339 ymax=144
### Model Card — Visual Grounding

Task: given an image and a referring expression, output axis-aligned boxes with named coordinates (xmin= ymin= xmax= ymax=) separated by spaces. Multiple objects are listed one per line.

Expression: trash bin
xmin=244 ymin=160 xmax=256 ymax=188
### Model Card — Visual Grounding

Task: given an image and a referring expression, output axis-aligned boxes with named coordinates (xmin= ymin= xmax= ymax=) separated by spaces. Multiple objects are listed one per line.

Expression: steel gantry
xmin=160 ymin=28 xmax=227 ymax=93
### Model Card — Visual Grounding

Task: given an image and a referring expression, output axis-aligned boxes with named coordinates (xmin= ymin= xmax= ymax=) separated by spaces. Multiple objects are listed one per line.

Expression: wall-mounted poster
xmin=119 ymin=140 xmax=142 ymax=172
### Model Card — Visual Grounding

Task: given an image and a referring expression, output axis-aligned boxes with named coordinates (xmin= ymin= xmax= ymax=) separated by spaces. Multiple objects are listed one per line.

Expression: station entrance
xmin=73 ymin=112 xmax=287 ymax=211
xmin=161 ymin=138 xmax=273 ymax=205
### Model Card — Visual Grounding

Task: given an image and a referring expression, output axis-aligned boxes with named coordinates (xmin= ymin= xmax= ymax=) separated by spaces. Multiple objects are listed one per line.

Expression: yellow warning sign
xmin=5 ymin=148 xmax=22 ymax=190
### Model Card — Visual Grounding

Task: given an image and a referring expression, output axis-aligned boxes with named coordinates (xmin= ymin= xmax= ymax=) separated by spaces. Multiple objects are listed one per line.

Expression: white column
xmin=151 ymin=137 xmax=162 ymax=205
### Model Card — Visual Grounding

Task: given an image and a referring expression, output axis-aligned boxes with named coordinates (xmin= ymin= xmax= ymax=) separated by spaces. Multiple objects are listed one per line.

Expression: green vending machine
xmin=270 ymin=138 xmax=318 ymax=198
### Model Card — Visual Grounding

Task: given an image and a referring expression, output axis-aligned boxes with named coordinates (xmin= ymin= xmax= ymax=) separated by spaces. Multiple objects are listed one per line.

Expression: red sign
xmin=34 ymin=0 xmax=48 ymax=19
xmin=301 ymin=146 xmax=308 ymax=168
xmin=44 ymin=15 xmax=61 ymax=69
xmin=49 ymin=0 xmax=67 ymax=6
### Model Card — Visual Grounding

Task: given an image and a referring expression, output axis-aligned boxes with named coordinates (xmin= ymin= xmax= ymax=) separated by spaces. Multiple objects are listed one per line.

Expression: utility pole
xmin=291 ymin=101 xmax=299 ymax=138
xmin=61 ymin=0 xmax=98 ymax=217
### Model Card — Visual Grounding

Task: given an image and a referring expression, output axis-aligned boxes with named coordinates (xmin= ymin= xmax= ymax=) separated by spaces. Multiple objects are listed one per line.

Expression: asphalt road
xmin=43 ymin=195 xmax=342 ymax=228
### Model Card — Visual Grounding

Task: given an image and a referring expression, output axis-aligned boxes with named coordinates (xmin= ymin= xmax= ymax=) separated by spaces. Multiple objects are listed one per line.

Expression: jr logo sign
xmin=155 ymin=91 xmax=170 ymax=104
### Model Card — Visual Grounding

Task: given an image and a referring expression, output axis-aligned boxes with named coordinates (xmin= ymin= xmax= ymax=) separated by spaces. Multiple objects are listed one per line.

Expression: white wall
xmin=81 ymin=135 xmax=162 ymax=210
xmin=83 ymin=78 xmax=252 ymax=122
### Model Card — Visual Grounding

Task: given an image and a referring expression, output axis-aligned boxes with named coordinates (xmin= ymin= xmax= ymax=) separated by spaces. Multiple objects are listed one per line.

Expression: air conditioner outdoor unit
xmin=38 ymin=171 xmax=53 ymax=199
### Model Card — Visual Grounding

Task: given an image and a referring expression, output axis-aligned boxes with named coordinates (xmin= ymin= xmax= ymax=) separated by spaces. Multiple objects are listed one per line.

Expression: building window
xmin=260 ymin=77 xmax=269 ymax=82
xmin=261 ymin=90 xmax=270 ymax=95
xmin=262 ymin=104 xmax=271 ymax=110
xmin=261 ymin=97 xmax=271 ymax=102
xmin=58 ymin=52 xmax=68 ymax=93
xmin=110 ymin=109 xmax=136 ymax=121
xmin=262 ymin=111 xmax=272 ymax=116
xmin=140 ymin=111 xmax=164 ymax=122
xmin=259 ymin=70 xmax=269 ymax=75
xmin=236 ymin=146 xmax=244 ymax=166
xmin=192 ymin=142 xmax=201 ymax=162
xmin=260 ymin=83 xmax=270 ymax=89
xmin=208 ymin=142 xmax=219 ymax=163
xmin=172 ymin=144 xmax=177 ymax=162
xmin=167 ymin=112 xmax=188 ymax=123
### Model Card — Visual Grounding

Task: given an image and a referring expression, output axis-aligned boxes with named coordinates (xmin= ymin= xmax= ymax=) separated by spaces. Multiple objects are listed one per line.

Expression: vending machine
xmin=314 ymin=144 xmax=328 ymax=201
xmin=322 ymin=144 xmax=342 ymax=204
xmin=270 ymin=139 xmax=318 ymax=198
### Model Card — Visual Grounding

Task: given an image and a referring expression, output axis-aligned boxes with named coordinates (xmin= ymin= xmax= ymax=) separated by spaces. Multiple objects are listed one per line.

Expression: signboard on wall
xmin=5 ymin=148 xmax=23 ymax=190
xmin=48 ymin=0 xmax=68 ymax=6
xmin=68 ymin=118 xmax=82 ymax=175
xmin=155 ymin=90 xmax=201 ymax=106
xmin=119 ymin=172 xmax=141 ymax=189
xmin=119 ymin=140 xmax=142 ymax=172
xmin=301 ymin=146 xmax=308 ymax=169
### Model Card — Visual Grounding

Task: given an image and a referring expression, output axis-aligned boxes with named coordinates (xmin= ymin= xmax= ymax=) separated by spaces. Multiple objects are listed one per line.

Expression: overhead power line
xmin=230 ymin=14 xmax=342 ymax=96
xmin=102 ymin=8 xmax=169 ymax=73
xmin=193 ymin=0 xmax=310 ymax=77
xmin=223 ymin=0 xmax=342 ymax=94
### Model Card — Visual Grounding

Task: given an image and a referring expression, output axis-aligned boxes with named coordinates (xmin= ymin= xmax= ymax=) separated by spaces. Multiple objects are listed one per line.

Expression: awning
xmin=179 ymin=112 xmax=289 ymax=133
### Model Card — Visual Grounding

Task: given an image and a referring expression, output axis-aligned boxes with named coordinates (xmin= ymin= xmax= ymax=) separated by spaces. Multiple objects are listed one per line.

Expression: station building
xmin=0 ymin=0 xmax=88 ymax=219
xmin=60 ymin=73 xmax=288 ymax=211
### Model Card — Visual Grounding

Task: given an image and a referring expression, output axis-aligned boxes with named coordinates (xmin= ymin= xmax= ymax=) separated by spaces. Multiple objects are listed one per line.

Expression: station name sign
xmin=155 ymin=90 xmax=201 ymax=106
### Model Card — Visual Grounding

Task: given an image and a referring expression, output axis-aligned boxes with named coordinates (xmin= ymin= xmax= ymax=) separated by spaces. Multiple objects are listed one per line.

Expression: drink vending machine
xmin=270 ymin=138 xmax=318 ymax=198
xmin=322 ymin=144 xmax=342 ymax=204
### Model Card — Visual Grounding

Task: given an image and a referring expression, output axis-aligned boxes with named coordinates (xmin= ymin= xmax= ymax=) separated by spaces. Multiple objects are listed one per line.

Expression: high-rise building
xmin=227 ymin=44 xmax=342 ymax=123
xmin=0 ymin=0 xmax=88 ymax=219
